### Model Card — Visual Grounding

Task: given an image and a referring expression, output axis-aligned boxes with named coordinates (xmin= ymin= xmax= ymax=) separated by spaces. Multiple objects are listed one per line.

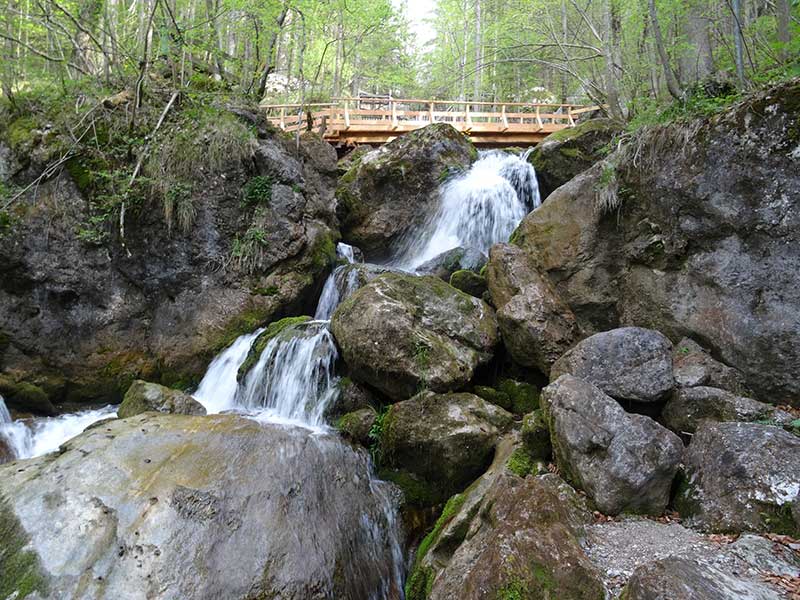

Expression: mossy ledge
xmin=0 ymin=496 xmax=49 ymax=599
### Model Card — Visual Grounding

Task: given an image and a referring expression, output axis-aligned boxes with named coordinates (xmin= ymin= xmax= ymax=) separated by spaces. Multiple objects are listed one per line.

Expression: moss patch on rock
xmin=0 ymin=497 xmax=48 ymax=599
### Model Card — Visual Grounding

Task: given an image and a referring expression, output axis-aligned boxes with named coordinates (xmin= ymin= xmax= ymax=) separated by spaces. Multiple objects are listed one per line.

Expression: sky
xmin=400 ymin=0 xmax=436 ymax=48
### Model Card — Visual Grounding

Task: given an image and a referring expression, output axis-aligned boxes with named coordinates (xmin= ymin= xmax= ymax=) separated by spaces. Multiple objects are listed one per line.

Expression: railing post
xmin=567 ymin=106 xmax=575 ymax=126
xmin=344 ymin=100 xmax=350 ymax=129
xmin=391 ymin=100 xmax=398 ymax=130
xmin=535 ymin=105 xmax=543 ymax=131
xmin=465 ymin=104 xmax=472 ymax=130
xmin=280 ymin=107 xmax=286 ymax=130
xmin=429 ymin=102 xmax=435 ymax=124
xmin=501 ymin=104 xmax=508 ymax=131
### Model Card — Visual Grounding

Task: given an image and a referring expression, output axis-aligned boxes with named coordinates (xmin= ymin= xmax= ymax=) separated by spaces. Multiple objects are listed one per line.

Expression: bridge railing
xmin=261 ymin=98 xmax=600 ymax=138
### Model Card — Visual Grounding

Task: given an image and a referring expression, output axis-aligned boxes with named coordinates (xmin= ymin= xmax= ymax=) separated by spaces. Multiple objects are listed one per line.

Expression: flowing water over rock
xmin=315 ymin=242 xmax=361 ymax=320
xmin=393 ymin=149 xmax=540 ymax=270
xmin=0 ymin=394 xmax=115 ymax=460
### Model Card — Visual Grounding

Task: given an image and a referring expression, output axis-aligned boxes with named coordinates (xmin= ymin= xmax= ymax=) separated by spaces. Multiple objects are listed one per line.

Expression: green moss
xmin=378 ymin=468 xmax=438 ymax=507
xmin=251 ymin=285 xmax=279 ymax=296
xmin=759 ymin=501 xmax=800 ymax=536
xmin=497 ymin=379 xmax=540 ymax=415
xmin=242 ymin=175 xmax=273 ymax=207
xmin=310 ymin=233 xmax=337 ymax=272
xmin=497 ymin=578 xmax=532 ymax=600
xmin=237 ymin=316 xmax=312 ymax=380
xmin=474 ymin=385 xmax=513 ymax=411
xmin=506 ymin=448 xmax=540 ymax=478
xmin=0 ymin=497 xmax=49 ymax=598
xmin=521 ymin=409 xmax=551 ymax=459
xmin=404 ymin=564 xmax=434 ymax=600
xmin=0 ymin=379 xmax=53 ymax=414
xmin=6 ymin=116 xmax=39 ymax=150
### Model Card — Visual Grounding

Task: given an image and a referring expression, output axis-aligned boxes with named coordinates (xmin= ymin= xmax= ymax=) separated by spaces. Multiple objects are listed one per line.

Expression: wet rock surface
xmin=331 ymin=273 xmax=498 ymax=400
xmin=0 ymin=413 xmax=404 ymax=600
xmin=542 ymin=375 xmax=682 ymax=515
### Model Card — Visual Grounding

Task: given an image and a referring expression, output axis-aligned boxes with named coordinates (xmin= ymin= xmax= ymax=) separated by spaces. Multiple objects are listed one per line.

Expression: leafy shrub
xmin=242 ymin=176 xmax=273 ymax=207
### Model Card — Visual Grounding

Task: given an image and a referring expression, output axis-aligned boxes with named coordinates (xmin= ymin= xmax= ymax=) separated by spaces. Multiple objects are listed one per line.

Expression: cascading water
xmin=0 ymin=394 xmax=115 ymax=461
xmin=393 ymin=149 xmax=540 ymax=270
xmin=314 ymin=243 xmax=361 ymax=320
xmin=237 ymin=322 xmax=339 ymax=429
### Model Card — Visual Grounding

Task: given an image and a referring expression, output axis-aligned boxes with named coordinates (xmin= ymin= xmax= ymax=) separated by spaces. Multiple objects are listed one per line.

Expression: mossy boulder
xmin=416 ymin=247 xmax=487 ymax=281
xmin=378 ymin=391 xmax=513 ymax=504
xmin=237 ymin=316 xmax=313 ymax=381
xmin=449 ymin=270 xmax=487 ymax=298
xmin=336 ymin=408 xmax=377 ymax=447
xmin=528 ymin=117 xmax=622 ymax=198
xmin=407 ymin=430 xmax=605 ymax=600
xmin=473 ymin=378 xmax=540 ymax=415
xmin=521 ymin=409 xmax=551 ymax=460
xmin=117 ymin=380 xmax=206 ymax=419
xmin=0 ymin=378 xmax=55 ymax=415
xmin=336 ymin=123 xmax=476 ymax=260
xmin=331 ymin=273 xmax=498 ymax=401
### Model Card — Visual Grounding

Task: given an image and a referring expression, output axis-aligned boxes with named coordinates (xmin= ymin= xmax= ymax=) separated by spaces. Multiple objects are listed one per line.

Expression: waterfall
xmin=314 ymin=243 xmax=360 ymax=320
xmin=393 ymin=149 xmax=540 ymax=270
xmin=237 ymin=322 xmax=339 ymax=430
xmin=0 ymin=394 xmax=115 ymax=461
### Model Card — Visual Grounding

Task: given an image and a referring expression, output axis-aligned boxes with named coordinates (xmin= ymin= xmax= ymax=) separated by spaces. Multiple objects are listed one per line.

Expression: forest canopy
xmin=0 ymin=0 xmax=798 ymax=119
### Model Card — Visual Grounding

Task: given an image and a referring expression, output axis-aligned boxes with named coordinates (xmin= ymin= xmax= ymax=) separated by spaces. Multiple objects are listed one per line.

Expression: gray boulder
xmin=0 ymin=413 xmax=404 ymax=599
xmin=541 ymin=375 xmax=683 ymax=515
xmin=677 ymin=422 xmax=800 ymax=535
xmin=511 ymin=81 xmax=800 ymax=406
xmin=336 ymin=123 xmax=476 ymax=260
xmin=336 ymin=407 xmax=377 ymax=447
xmin=415 ymin=247 xmax=487 ymax=281
xmin=662 ymin=386 xmax=795 ymax=435
xmin=550 ymin=327 xmax=674 ymax=403
xmin=448 ymin=270 xmax=487 ymax=298
xmin=486 ymin=243 xmax=580 ymax=373
xmin=673 ymin=338 xmax=750 ymax=395
xmin=379 ymin=391 xmax=513 ymax=503
xmin=331 ymin=273 xmax=498 ymax=400
xmin=118 ymin=380 xmax=206 ymax=419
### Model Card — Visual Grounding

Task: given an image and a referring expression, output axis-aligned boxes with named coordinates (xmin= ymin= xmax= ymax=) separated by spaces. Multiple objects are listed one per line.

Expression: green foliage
xmin=242 ymin=176 xmax=273 ymax=207
xmin=368 ymin=405 xmax=390 ymax=462
xmin=76 ymin=215 xmax=110 ymax=245
xmin=506 ymin=448 xmax=539 ymax=478
xmin=231 ymin=225 xmax=270 ymax=273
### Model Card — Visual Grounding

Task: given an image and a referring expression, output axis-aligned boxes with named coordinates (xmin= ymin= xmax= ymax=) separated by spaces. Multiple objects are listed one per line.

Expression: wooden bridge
xmin=262 ymin=98 xmax=599 ymax=147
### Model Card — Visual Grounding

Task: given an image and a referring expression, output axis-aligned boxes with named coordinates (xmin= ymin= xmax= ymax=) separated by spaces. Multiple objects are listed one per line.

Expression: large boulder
xmin=662 ymin=386 xmax=795 ymax=435
xmin=117 ymin=380 xmax=206 ymax=418
xmin=406 ymin=431 xmax=605 ymax=600
xmin=541 ymin=375 xmax=683 ymax=515
xmin=550 ymin=327 xmax=674 ymax=403
xmin=378 ymin=391 xmax=513 ymax=504
xmin=331 ymin=273 xmax=498 ymax=400
xmin=0 ymin=413 xmax=405 ymax=599
xmin=511 ymin=81 xmax=800 ymax=406
xmin=0 ymin=114 xmax=339 ymax=413
xmin=486 ymin=243 xmax=580 ymax=373
xmin=677 ymin=422 xmax=800 ymax=535
xmin=336 ymin=123 xmax=476 ymax=260
xmin=528 ymin=118 xmax=622 ymax=199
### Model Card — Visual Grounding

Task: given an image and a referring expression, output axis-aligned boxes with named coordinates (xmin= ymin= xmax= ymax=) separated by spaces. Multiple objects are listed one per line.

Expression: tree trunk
xmin=776 ymin=0 xmax=791 ymax=63
xmin=473 ymin=0 xmax=482 ymax=105
xmin=732 ymin=0 xmax=745 ymax=86
xmin=603 ymin=0 xmax=623 ymax=118
xmin=648 ymin=0 xmax=683 ymax=99
xmin=256 ymin=6 xmax=288 ymax=99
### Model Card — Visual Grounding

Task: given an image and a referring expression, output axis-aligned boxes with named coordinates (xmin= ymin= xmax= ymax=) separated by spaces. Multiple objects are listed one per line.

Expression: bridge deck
xmin=262 ymin=98 xmax=599 ymax=146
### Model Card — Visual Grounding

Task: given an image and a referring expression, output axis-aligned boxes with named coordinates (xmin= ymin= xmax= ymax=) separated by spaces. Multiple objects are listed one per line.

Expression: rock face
xmin=117 ymin=380 xmax=206 ymax=419
xmin=0 ymin=119 xmax=339 ymax=412
xmin=0 ymin=435 xmax=13 ymax=464
xmin=336 ymin=407 xmax=377 ymax=447
xmin=336 ymin=123 xmax=476 ymax=260
xmin=672 ymin=338 xmax=750 ymax=396
xmin=512 ymin=81 xmax=800 ymax=405
xmin=406 ymin=432 xmax=605 ymax=600
xmin=677 ymin=422 xmax=800 ymax=535
xmin=486 ymin=243 xmax=580 ymax=373
xmin=550 ymin=327 xmax=674 ymax=403
xmin=415 ymin=247 xmax=487 ymax=281
xmin=331 ymin=273 xmax=498 ymax=400
xmin=662 ymin=386 xmax=794 ymax=435
xmin=379 ymin=391 xmax=513 ymax=503
xmin=542 ymin=375 xmax=683 ymax=515
xmin=448 ymin=270 xmax=486 ymax=298
xmin=0 ymin=413 xmax=405 ymax=599
xmin=528 ymin=118 xmax=622 ymax=199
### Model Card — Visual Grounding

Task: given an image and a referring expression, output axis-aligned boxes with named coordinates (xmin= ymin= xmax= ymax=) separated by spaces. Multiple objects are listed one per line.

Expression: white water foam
xmin=393 ymin=149 xmax=540 ymax=270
